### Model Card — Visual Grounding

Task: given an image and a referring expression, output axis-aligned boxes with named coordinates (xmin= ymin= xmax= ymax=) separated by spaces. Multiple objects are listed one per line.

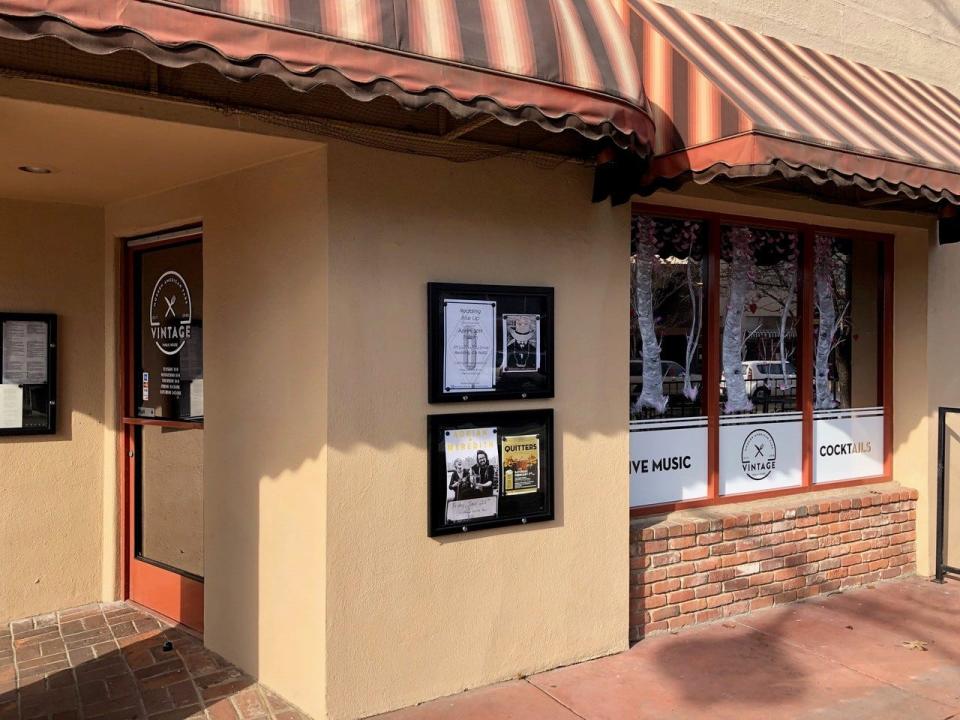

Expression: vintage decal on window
xmin=150 ymin=270 xmax=193 ymax=356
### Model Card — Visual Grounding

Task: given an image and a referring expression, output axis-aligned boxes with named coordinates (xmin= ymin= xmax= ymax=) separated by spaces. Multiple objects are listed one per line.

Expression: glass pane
xmin=630 ymin=216 xmax=707 ymax=419
xmin=718 ymin=225 xmax=802 ymax=495
xmin=720 ymin=226 xmax=799 ymax=415
xmin=135 ymin=241 xmax=203 ymax=421
xmin=139 ymin=425 xmax=203 ymax=577
xmin=813 ymin=235 xmax=884 ymax=484
xmin=629 ymin=215 xmax=708 ymax=507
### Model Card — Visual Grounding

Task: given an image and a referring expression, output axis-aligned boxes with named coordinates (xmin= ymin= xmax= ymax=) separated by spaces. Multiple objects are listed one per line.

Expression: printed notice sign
xmin=501 ymin=434 xmax=540 ymax=495
xmin=0 ymin=384 xmax=23 ymax=429
xmin=2 ymin=321 xmax=47 ymax=385
xmin=443 ymin=300 xmax=496 ymax=392
xmin=190 ymin=379 xmax=204 ymax=418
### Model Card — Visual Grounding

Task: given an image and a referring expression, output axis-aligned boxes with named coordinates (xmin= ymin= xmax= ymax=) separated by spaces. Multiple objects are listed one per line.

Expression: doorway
xmin=122 ymin=227 xmax=204 ymax=630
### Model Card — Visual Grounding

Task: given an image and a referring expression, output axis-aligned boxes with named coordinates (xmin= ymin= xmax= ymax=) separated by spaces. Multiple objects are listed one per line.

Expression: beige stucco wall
xmin=654 ymin=0 xmax=960 ymax=95
xmin=0 ymin=198 xmax=105 ymax=622
xmin=324 ymin=142 xmax=630 ymax=720
xmin=105 ymin=148 xmax=329 ymax=717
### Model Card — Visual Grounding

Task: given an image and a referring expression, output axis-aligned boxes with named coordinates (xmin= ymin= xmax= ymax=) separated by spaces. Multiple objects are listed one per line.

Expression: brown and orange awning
xmin=628 ymin=0 xmax=960 ymax=208
xmin=0 ymin=0 xmax=655 ymax=163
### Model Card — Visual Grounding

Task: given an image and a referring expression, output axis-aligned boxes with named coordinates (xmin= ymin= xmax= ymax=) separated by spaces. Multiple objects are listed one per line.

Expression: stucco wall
xmin=104 ymin=148 xmax=328 ymax=718
xmin=652 ymin=0 xmax=960 ymax=95
xmin=324 ymin=143 xmax=630 ymax=720
xmin=0 ymin=198 xmax=105 ymax=622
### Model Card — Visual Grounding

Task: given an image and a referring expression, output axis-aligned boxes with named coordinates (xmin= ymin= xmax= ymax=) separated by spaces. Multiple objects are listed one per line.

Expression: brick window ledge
xmin=629 ymin=482 xmax=918 ymax=641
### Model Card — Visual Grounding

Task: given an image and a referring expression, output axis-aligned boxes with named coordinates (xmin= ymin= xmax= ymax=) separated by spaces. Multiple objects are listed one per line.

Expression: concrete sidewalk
xmin=375 ymin=576 xmax=960 ymax=720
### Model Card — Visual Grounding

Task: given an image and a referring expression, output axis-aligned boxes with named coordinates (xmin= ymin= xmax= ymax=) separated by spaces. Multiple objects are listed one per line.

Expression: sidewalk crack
xmin=526 ymin=678 xmax=589 ymax=720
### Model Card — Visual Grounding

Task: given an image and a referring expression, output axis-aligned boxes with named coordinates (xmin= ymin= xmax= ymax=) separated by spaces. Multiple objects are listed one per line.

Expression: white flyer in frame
xmin=2 ymin=321 xmax=48 ymax=385
xmin=0 ymin=384 xmax=23 ymax=429
xmin=443 ymin=300 xmax=496 ymax=392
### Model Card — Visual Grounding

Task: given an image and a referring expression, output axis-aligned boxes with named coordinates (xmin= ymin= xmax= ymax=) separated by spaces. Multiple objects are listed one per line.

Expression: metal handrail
xmin=936 ymin=406 xmax=960 ymax=583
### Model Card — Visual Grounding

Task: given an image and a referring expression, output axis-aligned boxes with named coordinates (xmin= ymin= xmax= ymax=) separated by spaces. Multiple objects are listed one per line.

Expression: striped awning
xmin=0 ymin=0 xmax=655 ymax=162
xmin=628 ymin=0 xmax=960 ymax=207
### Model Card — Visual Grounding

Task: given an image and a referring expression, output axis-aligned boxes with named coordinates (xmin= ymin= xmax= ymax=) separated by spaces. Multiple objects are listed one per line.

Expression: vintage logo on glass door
xmin=150 ymin=271 xmax=193 ymax=355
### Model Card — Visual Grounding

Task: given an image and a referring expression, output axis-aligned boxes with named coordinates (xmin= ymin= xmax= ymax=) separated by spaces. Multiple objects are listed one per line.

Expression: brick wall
xmin=629 ymin=487 xmax=918 ymax=641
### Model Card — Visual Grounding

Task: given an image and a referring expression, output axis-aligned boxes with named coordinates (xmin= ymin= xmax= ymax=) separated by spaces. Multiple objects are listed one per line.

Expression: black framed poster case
xmin=428 ymin=282 xmax=554 ymax=403
xmin=0 ymin=313 xmax=57 ymax=436
xmin=428 ymin=408 xmax=554 ymax=537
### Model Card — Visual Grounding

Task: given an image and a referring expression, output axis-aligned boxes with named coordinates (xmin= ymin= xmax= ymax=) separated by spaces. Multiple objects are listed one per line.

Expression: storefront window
xmin=629 ymin=209 xmax=890 ymax=511
xmin=629 ymin=215 xmax=709 ymax=506
xmin=812 ymin=235 xmax=884 ymax=484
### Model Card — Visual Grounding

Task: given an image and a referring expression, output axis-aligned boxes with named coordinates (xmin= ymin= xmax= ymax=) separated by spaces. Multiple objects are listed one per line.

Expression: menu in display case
xmin=0 ymin=313 xmax=57 ymax=435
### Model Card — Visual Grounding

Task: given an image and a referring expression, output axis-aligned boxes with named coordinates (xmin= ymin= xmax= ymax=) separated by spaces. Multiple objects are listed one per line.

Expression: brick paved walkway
xmin=0 ymin=603 xmax=309 ymax=720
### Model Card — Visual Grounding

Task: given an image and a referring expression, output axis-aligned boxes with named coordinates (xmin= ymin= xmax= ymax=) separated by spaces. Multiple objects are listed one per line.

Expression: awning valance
xmin=0 ymin=0 xmax=655 ymax=158
xmin=628 ymin=0 xmax=960 ymax=208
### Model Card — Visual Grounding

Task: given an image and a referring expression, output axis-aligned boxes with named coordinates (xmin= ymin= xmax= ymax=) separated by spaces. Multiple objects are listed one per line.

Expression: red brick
xmin=712 ymin=542 xmax=737 ymax=556
xmin=681 ymin=547 xmax=710 ymax=562
xmin=733 ymin=587 xmax=760 ymax=601
xmin=697 ymin=532 xmax=723 ymax=545
xmin=705 ymin=593 xmax=734 ymax=609
xmin=759 ymin=582 xmax=784 ymax=597
xmin=695 ymin=583 xmax=722 ymax=599
xmin=679 ymin=598 xmax=707 ymax=614
xmin=651 ymin=579 xmax=681 ymax=594
xmin=669 ymin=536 xmax=697 ymax=550
xmin=667 ymin=589 xmax=696 ymax=604
xmin=681 ymin=573 xmax=709 ymax=589
xmin=749 ymin=572 xmax=776 ymax=587
xmin=750 ymin=596 xmax=775 ymax=611
xmin=649 ymin=605 xmax=680 ymax=622
xmin=695 ymin=609 xmax=723 ymax=624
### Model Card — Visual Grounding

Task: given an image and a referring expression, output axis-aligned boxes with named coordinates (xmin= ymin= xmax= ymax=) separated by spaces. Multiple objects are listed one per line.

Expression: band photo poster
xmin=429 ymin=409 xmax=553 ymax=536
xmin=429 ymin=283 xmax=553 ymax=403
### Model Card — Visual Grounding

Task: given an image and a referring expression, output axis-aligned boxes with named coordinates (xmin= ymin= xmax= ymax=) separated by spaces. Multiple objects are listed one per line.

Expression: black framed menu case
xmin=0 ymin=313 xmax=57 ymax=436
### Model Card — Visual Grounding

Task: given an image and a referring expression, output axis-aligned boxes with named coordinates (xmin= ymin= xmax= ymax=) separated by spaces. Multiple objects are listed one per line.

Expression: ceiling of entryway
xmin=0 ymin=94 xmax=318 ymax=206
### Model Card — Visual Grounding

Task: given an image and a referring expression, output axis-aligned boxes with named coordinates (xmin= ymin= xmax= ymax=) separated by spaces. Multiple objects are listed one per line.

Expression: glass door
xmin=123 ymin=229 xmax=204 ymax=630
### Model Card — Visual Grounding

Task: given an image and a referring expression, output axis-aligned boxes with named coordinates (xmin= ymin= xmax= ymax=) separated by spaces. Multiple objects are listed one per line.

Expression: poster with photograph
xmin=429 ymin=410 xmax=553 ymax=536
xmin=443 ymin=300 xmax=496 ymax=392
xmin=501 ymin=434 xmax=540 ymax=495
xmin=444 ymin=426 xmax=500 ymax=524
xmin=501 ymin=314 xmax=540 ymax=373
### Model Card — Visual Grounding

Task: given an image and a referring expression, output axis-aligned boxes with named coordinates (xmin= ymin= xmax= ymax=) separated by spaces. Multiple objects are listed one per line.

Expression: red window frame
xmin=630 ymin=203 xmax=894 ymax=516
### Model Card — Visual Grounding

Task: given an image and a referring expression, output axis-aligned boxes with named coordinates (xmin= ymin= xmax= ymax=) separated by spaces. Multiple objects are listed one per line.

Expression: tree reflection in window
xmin=720 ymin=226 xmax=799 ymax=415
xmin=631 ymin=215 xmax=706 ymax=419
